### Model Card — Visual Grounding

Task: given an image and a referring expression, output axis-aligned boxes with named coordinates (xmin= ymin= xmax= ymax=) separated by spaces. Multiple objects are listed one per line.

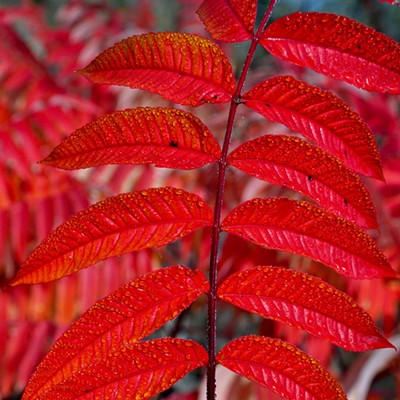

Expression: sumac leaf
xmin=217 ymin=335 xmax=347 ymax=400
xmin=79 ymin=32 xmax=235 ymax=106
xmin=221 ymin=197 xmax=396 ymax=279
xmin=261 ymin=12 xmax=400 ymax=94
xmin=228 ymin=134 xmax=377 ymax=228
xmin=218 ymin=266 xmax=393 ymax=351
xmin=11 ymin=187 xmax=213 ymax=284
xmin=42 ymin=107 xmax=221 ymax=170
xmin=24 ymin=338 xmax=207 ymax=400
xmin=242 ymin=75 xmax=382 ymax=179
xmin=22 ymin=266 xmax=209 ymax=400
xmin=197 ymin=0 xmax=256 ymax=42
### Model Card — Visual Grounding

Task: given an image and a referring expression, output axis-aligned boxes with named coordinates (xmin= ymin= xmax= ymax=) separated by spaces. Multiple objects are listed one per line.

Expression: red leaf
xmin=261 ymin=12 xmax=400 ymax=94
xmin=216 ymin=335 xmax=347 ymax=400
xmin=24 ymin=338 xmax=207 ymax=400
xmin=197 ymin=0 xmax=256 ymax=42
xmin=11 ymin=187 xmax=213 ymax=284
xmin=228 ymin=134 xmax=377 ymax=228
xmin=21 ymin=266 xmax=209 ymax=400
xmin=221 ymin=197 xmax=396 ymax=279
xmin=242 ymin=75 xmax=383 ymax=179
xmin=41 ymin=107 xmax=221 ymax=170
xmin=218 ymin=266 xmax=394 ymax=351
xmin=79 ymin=32 xmax=235 ymax=106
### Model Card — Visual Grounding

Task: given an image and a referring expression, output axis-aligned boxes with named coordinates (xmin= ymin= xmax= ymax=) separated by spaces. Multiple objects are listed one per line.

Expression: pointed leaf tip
xmin=222 ymin=197 xmax=396 ymax=279
xmin=242 ymin=75 xmax=383 ymax=180
xmin=11 ymin=187 xmax=213 ymax=284
xmin=217 ymin=335 xmax=347 ymax=400
xmin=24 ymin=338 xmax=207 ymax=400
xmin=218 ymin=266 xmax=394 ymax=351
xmin=79 ymin=32 xmax=235 ymax=106
xmin=22 ymin=266 xmax=209 ymax=400
xmin=42 ymin=107 xmax=221 ymax=170
xmin=261 ymin=12 xmax=400 ymax=94
xmin=197 ymin=0 xmax=256 ymax=42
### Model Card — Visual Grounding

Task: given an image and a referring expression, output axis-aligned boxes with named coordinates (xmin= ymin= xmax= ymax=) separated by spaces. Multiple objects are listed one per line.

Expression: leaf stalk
xmin=206 ymin=1 xmax=279 ymax=398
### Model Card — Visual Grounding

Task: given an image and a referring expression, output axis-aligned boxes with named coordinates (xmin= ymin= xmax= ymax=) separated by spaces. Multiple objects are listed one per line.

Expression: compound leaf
xmin=228 ymin=134 xmax=377 ymax=228
xmin=24 ymin=338 xmax=207 ymax=400
xmin=242 ymin=75 xmax=383 ymax=179
xmin=217 ymin=335 xmax=347 ymax=400
xmin=22 ymin=266 xmax=209 ymax=400
xmin=11 ymin=187 xmax=213 ymax=284
xmin=218 ymin=266 xmax=394 ymax=351
xmin=261 ymin=12 xmax=400 ymax=94
xmin=221 ymin=197 xmax=396 ymax=279
xmin=197 ymin=0 xmax=256 ymax=42
xmin=79 ymin=32 xmax=235 ymax=106
xmin=42 ymin=107 xmax=221 ymax=170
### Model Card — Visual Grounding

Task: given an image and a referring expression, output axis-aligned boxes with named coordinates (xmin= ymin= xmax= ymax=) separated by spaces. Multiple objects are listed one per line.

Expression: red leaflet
xmin=228 ymin=134 xmax=377 ymax=228
xmin=216 ymin=336 xmax=347 ymax=400
xmin=221 ymin=198 xmax=396 ymax=279
xmin=11 ymin=187 xmax=213 ymax=284
xmin=218 ymin=266 xmax=393 ymax=351
xmin=22 ymin=266 xmax=209 ymax=400
xmin=197 ymin=0 xmax=256 ymax=42
xmin=24 ymin=338 xmax=207 ymax=400
xmin=242 ymin=76 xmax=383 ymax=179
xmin=79 ymin=32 xmax=235 ymax=106
xmin=261 ymin=12 xmax=400 ymax=94
xmin=42 ymin=107 xmax=221 ymax=170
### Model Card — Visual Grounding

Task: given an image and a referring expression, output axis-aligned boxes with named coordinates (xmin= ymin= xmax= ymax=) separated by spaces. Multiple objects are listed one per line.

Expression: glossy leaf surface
xmin=79 ymin=32 xmax=235 ymax=106
xmin=261 ymin=12 xmax=400 ymax=94
xmin=217 ymin=336 xmax=347 ymax=400
xmin=242 ymin=75 xmax=382 ymax=179
xmin=22 ymin=266 xmax=208 ymax=400
xmin=24 ymin=338 xmax=207 ymax=400
xmin=197 ymin=0 xmax=256 ymax=42
xmin=218 ymin=266 xmax=393 ymax=351
xmin=11 ymin=187 xmax=213 ymax=284
xmin=228 ymin=134 xmax=377 ymax=228
xmin=222 ymin=198 xmax=396 ymax=279
xmin=42 ymin=107 xmax=221 ymax=170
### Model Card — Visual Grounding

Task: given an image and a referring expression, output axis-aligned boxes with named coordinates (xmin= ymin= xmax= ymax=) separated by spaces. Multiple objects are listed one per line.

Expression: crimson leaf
xmin=79 ymin=32 xmax=236 ymax=106
xmin=197 ymin=0 xmax=256 ymax=42
xmin=22 ymin=266 xmax=208 ymax=400
xmin=261 ymin=12 xmax=400 ymax=94
xmin=242 ymin=75 xmax=383 ymax=179
xmin=216 ymin=335 xmax=347 ymax=400
xmin=218 ymin=266 xmax=393 ymax=351
xmin=228 ymin=134 xmax=377 ymax=228
xmin=221 ymin=197 xmax=396 ymax=279
xmin=11 ymin=187 xmax=213 ymax=284
xmin=42 ymin=107 xmax=221 ymax=170
xmin=25 ymin=338 xmax=207 ymax=400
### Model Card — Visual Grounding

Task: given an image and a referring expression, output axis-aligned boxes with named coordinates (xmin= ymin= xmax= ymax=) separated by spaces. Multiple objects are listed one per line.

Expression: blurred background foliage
xmin=1 ymin=0 xmax=400 ymax=37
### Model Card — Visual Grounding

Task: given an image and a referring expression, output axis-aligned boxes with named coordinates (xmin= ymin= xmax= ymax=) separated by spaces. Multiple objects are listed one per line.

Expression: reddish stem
xmin=206 ymin=1 xmax=279 ymax=399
